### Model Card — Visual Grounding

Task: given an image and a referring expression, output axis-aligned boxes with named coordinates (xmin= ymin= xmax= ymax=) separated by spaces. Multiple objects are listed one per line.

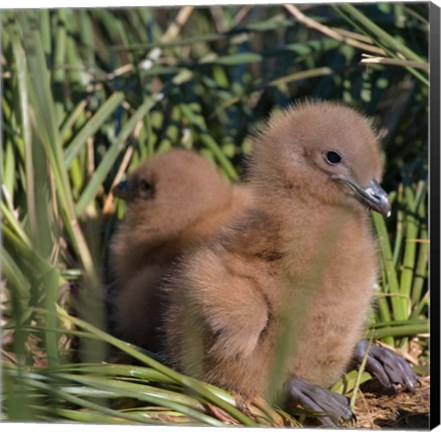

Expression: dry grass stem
xmin=284 ymin=4 xmax=386 ymax=55
xmin=361 ymin=54 xmax=429 ymax=71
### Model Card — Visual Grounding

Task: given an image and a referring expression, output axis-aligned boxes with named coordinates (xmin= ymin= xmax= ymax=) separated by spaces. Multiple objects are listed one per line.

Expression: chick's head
xmin=249 ymin=101 xmax=390 ymax=217
xmin=114 ymin=150 xmax=232 ymax=238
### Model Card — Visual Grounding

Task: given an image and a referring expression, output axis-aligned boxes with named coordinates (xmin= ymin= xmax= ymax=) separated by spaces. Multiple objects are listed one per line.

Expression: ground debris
xmin=353 ymin=375 xmax=429 ymax=429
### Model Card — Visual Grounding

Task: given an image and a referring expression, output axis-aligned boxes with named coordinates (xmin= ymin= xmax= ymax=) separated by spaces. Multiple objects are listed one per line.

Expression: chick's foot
xmin=287 ymin=377 xmax=354 ymax=427
xmin=352 ymin=340 xmax=418 ymax=393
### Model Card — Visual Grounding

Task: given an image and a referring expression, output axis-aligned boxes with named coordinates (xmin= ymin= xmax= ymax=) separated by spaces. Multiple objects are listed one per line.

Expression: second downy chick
xmin=110 ymin=149 xmax=251 ymax=351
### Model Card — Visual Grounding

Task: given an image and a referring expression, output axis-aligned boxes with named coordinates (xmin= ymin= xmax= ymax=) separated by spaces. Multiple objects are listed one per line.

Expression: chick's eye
xmin=325 ymin=151 xmax=342 ymax=165
xmin=139 ymin=179 xmax=152 ymax=192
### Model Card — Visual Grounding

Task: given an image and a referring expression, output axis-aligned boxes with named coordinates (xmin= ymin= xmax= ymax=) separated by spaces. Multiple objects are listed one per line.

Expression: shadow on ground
xmin=354 ymin=375 xmax=429 ymax=429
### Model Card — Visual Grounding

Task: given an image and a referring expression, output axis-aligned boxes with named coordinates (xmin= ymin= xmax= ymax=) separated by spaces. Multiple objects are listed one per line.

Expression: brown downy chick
xmin=110 ymin=149 xmax=252 ymax=350
xmin=163 ymin=101 xmax=392 ymax=409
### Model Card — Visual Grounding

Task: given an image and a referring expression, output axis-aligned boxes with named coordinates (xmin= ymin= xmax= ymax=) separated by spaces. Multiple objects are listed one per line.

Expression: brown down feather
xmin=162 ymin=101 xmax=383 ymax=401
xmin=110 ymin=149 xmax=253 ymax=350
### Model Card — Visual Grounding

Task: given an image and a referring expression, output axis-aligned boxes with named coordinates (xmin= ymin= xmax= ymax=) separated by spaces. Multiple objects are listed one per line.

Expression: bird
xmin=160 ymin=101 xmax=416 ymax=424
xmin=109 ymin=149 xmax=253 ymax=351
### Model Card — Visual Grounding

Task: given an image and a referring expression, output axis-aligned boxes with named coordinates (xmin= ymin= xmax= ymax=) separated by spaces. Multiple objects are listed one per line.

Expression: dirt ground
xmin=352 ymin=376 xmax=430 ymax=429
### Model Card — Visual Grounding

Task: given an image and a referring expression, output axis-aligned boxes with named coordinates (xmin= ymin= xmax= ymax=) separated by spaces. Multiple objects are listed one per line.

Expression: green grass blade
xmin=392 ymin=184 xmax=405 ymax=267
xmin=75 ymin=95 xmax=162 ymax=215
xmin=1 ymin=248 xmax=31 ymax=304
xmin=30 ymin=406 xmax=139 ymax=424
xmin=52 ymin=9 xmax=68 ymax=124
xmin=56 ymin=307 xmax=258 ymax=426
xmin=0 ymin=200 xmax=31 ymax=247
xmin=64 ymin=92 xmax=125 ymax=167
xmin=56 ymin=374 xmax=226 ymax=426
xmin=15 ymin=11 xmax=97 ymax=281
xmin=399 ymin=182 xmax=423 ymax=300
xmin=10 ymin=27 xmax=36 ymax=238
xmin=338 ymin=4 xmax=425 ymax=63
xmin=2 ymin=139 xmax=16 ymax=197
xmin=372 ymin=212 xmax=407 ymax=321
xmin=42 ymin=269 xmax=61 ymax=366
xmin=368 ymin=321 xmax=428 ymax=339
xmin=17 ymin=375 xmax=162 ymax=424
xmin=179 ymin=103 xmax=238 ymax=180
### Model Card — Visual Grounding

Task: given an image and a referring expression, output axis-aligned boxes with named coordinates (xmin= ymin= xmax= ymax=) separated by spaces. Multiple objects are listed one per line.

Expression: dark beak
xmin=113 ymin=180 xmax=132 ymax=201
xmin=333 ymin=176 xmax=391 ymax=218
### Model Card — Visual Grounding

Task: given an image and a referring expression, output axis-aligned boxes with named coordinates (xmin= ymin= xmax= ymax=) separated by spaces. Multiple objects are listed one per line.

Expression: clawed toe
xmin=353 ymin=340 xmax=419 ymax=393
xmin=288 ymin=377 xmax=354 ymax=427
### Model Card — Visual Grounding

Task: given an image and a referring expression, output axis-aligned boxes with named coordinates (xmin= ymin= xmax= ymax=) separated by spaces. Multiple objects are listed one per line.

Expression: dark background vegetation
xmin=1 ymin=3 xmax=429 ymax=425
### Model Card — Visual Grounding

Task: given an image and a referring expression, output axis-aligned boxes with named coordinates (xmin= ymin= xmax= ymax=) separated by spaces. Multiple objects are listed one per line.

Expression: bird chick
xmin=162 ymin=101 xmax=394 ymax=414
xmin=110 ymin=149 xmax=252 ymax=350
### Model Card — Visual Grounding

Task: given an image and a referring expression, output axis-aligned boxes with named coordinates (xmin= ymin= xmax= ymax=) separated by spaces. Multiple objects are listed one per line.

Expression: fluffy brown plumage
xmin=110 ymin=149 xmax=252 ymax=350
xmin=162 ymin=101 xmax=392 ymax=401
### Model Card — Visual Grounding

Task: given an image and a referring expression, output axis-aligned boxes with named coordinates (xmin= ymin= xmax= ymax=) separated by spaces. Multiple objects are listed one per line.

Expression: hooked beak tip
xmin=333 ymin=176 xmax=391 ymax=218
xmin=365 ymin=179 xmax=391 ymax=218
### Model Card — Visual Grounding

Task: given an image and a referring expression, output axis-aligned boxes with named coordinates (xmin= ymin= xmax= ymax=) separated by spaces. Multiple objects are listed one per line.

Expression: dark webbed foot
xmin=353 ymin=340 xmax=418 ymax=393
xmin=288 ymin=377 xmax=354 ymax=427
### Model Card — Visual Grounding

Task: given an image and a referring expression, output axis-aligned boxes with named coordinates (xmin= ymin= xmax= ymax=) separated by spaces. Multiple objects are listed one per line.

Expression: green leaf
xmin=75 ymin=95 xmax=162 ymax=215
xmin=372 ymin=211 xmax=407 ymax=321
xmin=64 ymin=92 xmax=125 ymax=167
